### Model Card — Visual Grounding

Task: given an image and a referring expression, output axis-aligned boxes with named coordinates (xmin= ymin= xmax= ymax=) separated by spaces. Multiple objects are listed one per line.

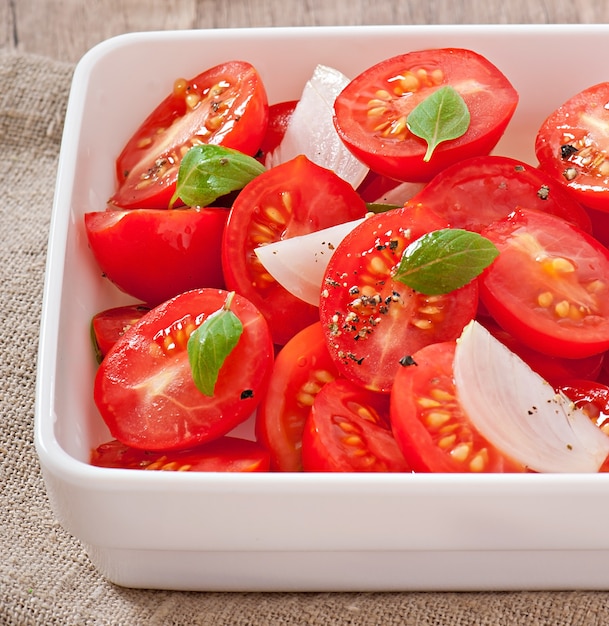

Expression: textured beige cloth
xmin=3 ymin=49 xmax=609 ymax=626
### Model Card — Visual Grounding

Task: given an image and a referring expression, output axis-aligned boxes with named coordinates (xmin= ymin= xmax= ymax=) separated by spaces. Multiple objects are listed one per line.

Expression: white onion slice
xmin=454 ymin=320 xmax=609 ymax=473
xmin=254 ymin=218 xmax=365 ymax=307
xmin=265 ymin=64 xmax=369 ymax=189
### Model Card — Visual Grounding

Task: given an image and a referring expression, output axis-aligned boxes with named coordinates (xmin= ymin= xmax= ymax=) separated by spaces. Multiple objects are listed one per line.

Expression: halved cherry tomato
xmin=334 ymin=48 xmax=518 ymax=182
xmin=91 ymin=303 xmax=151 ymax=362
xmin=405 ymin=155 xmax=591 ymax=233
xmin=91 ymin=436 xmax=270 ymax=472
xmin=94 ymin=288 xmax=273 ymax=451
xmin=85 ymin=207 xmax=227 ymax=306
xmin=480 ymin=318 xmax=604 ymax=386
xmin=535 ymin=82 xmax=609 ymax=213
xmin=110 ymin=61 xmax=269 ymax=209
xmin=256 ymin=99 xmax=297 ymax=163
xmin=319 ymin=204 xmax=478 ymax=393
xmin=480 ymin=208 xmax=609 ymax=359
xmin=301 ymin=378 xmax=410 ymax=472
xmin=222 ymin=155 xmax=367 ymax=345
xmin=256 ymin=322 xmax=339 ymax=471
xmin=389 ymin=340 xmax=525 ymax=473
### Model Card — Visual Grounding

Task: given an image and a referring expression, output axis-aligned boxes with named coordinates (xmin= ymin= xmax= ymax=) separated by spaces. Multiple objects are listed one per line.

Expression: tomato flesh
xmin=334 ymin=48 xmax=518 ymax=182
xmin=256 ymin=322 xmax=339 ymax=471
xmin=94 ymin=288 xmax=273 ymax=451
xmin=406 ymin=154 xmax=591 ymax=233
xmin=302 ymin=378 xmax=411 ymax=472
xmin=319 ymin=204 xmax=479 ymax=393
xmin=480 ymin=208 xmax=609 ymax=359
xmin=222 ymin=155 xmax=367 ymax=345
xmin=91 ymin=303 xmax=151 ymax=362
xmin=91 ymin=436 xmax=270 ymax=472
xmin=535 ymin=82 xmax=609 ymax=212
xmin=85 ymin=207 xmax=227 ymax=306
xmin=110 ymin=61 xmax=269 ymax=209
xmin=390 ymin=341 xmax=525 ymax=472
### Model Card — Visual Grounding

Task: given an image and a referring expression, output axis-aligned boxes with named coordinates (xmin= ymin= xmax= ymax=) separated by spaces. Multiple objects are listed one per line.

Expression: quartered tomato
xmin=84 ymin=207 xmax=227 ymax=306
xmin=301 ymin=378 xmax=410 ymax=472
xmin=319 ymin=204 xmax=479 ymax=393
xmin=91 ymin=303 xmax=151 ymax=362
xmin=222 ymin=155 xmax=367 ymax=345
xmin=91 ymin=436 xmax=270 ymax=472
xmin=406 ymin=155 xmax=591 ymax=233
xmin=110 ymin=61 xmax=268 ymax=209
xmin=481 ymin=318 xmax=605 ymax=386
xmin=334 ymin=48 xmax=518 ymax=182
xmin=94 ymin=288 xmax=273 ymax=451
xmin=535 ymin=82 xmax=609 ymax=212
xmin=256 ymin=99 xmax=297 ymax=163
xmin=558 ymin=380 xmax=609 ymax=436
xmin=256 ymin=322 xmax=339 ymax=471
xmin=390 ymin=340 xmax=525 ymax=473
xmin=480 ymin=208 xmax=609 ymax=359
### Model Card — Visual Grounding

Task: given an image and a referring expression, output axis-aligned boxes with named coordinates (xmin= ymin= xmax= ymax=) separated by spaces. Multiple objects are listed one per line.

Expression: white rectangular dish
xmin=35 ymin=24 xmax=609 ymax=591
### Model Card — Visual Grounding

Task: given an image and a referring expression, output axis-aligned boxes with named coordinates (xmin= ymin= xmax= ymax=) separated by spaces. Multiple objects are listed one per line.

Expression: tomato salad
xmin=85 ymin=50 xmax=609 ymax=474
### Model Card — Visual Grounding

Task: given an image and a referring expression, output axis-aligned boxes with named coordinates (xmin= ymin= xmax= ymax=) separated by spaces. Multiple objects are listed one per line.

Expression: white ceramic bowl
xmin=35 ymin=24 xmax=609 ymax=591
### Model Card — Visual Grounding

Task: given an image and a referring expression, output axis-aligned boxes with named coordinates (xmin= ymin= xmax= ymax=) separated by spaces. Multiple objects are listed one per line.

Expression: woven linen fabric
xmin=3 ymin=49 xmax=609 ymax=626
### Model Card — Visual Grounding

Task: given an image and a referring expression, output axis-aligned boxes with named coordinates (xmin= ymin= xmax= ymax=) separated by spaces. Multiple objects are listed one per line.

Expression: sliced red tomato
xmin=110 ymin=61 xmax=268 ymax=209
xmin=222 ymin=155 xmax=367 ymax=345
xmin=301 ymin=378 xmax=410 ymax=472
xmin=334 ymin=48 xmax=518 ymax=183
xmin=91 ymin=303 xmax=151 ymax=362
xmin=480 ymin=318 xmax=604 ymax=385
xmin=85 ymin=207 xmax=227 ymax=306
xmin=256 ymin=322 xmax=339 ymax=471
xmin=91 ymin=436 xmax=270 ymax=472
xmin=94 ymin=288 xmax=273 ymax=451
xmin=319 ymin=204 xmax=479 ymax=393
xmin=390 ymin=340 xmax=525 ymax=472
xmin=405 ymin=155 xmax=591 ymax=233
xmin=256 ymin=99 xmax=297 ymax=163
xmin=480 ymin=208 xmax=609 ymax=359
xmin=535 ymin=82 xmax=609 ymax=213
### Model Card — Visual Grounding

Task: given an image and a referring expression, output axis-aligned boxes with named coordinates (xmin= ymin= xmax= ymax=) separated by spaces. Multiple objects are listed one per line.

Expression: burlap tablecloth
xmin=2 ymin=49 xmax=609 ymax=626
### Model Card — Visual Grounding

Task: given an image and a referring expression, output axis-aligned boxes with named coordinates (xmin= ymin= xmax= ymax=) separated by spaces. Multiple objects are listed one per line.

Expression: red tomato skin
xmin=320 ymin=204 xmax=479 ymax=393
xmin=111 ymin=61 xmax=269 ymax=209
xmin=85 ymin=207 xmax=227 ymax=306
xmin=301 ymin=378 xmax=411 ymax=472
xmin=257 ymin=99 xmax=297 ymax=163
xmin=334 ymin=48 xmax=518 ymax=183
xmin=389 ymin=341 xmax=525 ymax=473
xmin=91 ymin=436 xmax=270 ymax=472
xmin=255 ymin=322 xmax=339 ymax=472
xmin=222 ymin=155 xmax=367 ymax=346
xmin=535 ymin=82 xmax=609 ymax=213
xmin=91 ymin=303 xmax=152 ymax=361
xmin=405 ymin=155 xmax=591 ymax=233
xmin=94 ymin=288 xmax=273 ymax=451
xmin=481 ymin=318 xmax=605 ymax=386
xmin=480 ymin=208 xmax=609 ymax=359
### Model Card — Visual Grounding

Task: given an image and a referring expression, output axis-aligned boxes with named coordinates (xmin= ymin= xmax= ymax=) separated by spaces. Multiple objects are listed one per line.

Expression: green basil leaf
xmin=393 ymin=228 xmax=499 ymax=295
xmin=170 ymin=145 xmax=265 ymax=208
xmin=406 ymin=86 xmax=470 ymax=162
xmin=187 ymin=292 xmax=243 ymax=397
xmin=365 ymin=202 xmax=402 ymax=214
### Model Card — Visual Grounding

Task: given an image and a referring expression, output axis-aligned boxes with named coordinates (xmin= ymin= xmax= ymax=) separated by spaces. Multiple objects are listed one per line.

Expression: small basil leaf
xmin=406 ymin=86 xmax=470 ymax=162
xmin=393 ymin=228 xmax=499 ymax=295
xmin=366 ymin=202 xmax=402 ymax=214
xmin=170 ymin=145 xmax=265 ymax=208
xmin=187 ymin=292 xmax=243 ymax=397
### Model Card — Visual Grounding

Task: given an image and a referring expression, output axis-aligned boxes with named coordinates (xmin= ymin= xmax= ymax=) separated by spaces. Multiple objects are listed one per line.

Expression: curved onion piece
xmin=254 ymin=218 xmax=365 ymax=307
xmin=454 ymin=320 xmax=609 ymax=473
xmin=265 ymin=64 xmax=369 ymax=188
